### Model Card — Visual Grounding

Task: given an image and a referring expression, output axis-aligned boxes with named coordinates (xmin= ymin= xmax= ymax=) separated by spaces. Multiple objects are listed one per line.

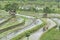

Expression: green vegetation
xmin=4 ymin=2 xmax=19 ymax=19
xmin=43 ymin=7 xmax=52 ymax=17
xmin=0 ymin=0 xmax=60 ymax=14
xmin=25 ymin=31 xmax=30 ymax=40
xmin=0 ymin=0 xmax=60 ymax=40
xmin=40 ymin=27 xmax=60 ymax=40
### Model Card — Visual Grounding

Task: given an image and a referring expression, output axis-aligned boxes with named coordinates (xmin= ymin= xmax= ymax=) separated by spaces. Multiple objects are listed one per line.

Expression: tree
xmin=43 ymin=7 xmax=51 ymax=18
xmin=4 ymin=3 xmax=19 ymax=17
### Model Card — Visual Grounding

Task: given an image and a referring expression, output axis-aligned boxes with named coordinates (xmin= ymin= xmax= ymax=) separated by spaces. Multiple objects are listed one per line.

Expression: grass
xmin=40 ymin=27 xmax=60 ymax=40
xmin=11 ymin=18 xmax=46 ymax=40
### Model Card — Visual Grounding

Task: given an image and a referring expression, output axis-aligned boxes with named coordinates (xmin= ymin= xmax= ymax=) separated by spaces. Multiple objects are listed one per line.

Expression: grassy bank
xmin=39 ymin=26 xmax=59 ymax=40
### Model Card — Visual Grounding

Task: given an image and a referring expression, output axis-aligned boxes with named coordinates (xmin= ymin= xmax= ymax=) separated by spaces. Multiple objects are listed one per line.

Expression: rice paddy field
xmin=0 ymin=0 xmax=60 ymax=40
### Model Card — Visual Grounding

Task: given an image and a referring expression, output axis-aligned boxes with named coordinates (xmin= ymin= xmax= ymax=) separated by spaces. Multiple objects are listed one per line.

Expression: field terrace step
xmin=0 ymin=18 xmax=25 ymax=38
xmin=11 ymin=19 xmax=43 ymax=40
xmin=0 ymin=18 xmax=25 ymax=33
xmin=0 ymin=16 xmax=13 ymax=26
xmin=0 ymin=17 xmax=35 ymax=40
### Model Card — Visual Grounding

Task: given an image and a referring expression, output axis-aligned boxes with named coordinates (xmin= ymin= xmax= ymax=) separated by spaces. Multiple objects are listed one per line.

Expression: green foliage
xmin=43 ymin=7 xmax=51 ymax=13
xmin=4 ymin=3 xmax=19 ymax=12
xmin=40 ymin=26 xmax=60 ymax=40
xmin=25 ymin=31 xmax=30 ymax=37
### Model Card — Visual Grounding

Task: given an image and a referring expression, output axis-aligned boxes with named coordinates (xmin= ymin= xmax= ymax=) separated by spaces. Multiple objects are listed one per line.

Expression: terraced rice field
xmin=0 ymin=1 xmax=60 ymax=40
xmin=0 ymin=9 xmax=60 ymax=40
xmin=0 ymin=15 xmax=41 ymax=40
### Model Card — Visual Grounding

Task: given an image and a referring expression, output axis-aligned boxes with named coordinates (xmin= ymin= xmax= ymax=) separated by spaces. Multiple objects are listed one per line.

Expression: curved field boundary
xmin=0 ymin=19 xmax=25 ymax=33
xmin=0 ymin=15 xmax=37 ymax=40
xmin=4 ymin=19 xmax=38 ymax=40
xmin=0 ymin=19 xmax=25 ymax=38
xmin=0 ymin=16 xmax=13 ymax=26
xmin=1 ymin=18 xmax=37 ymax=40
xmin=11 ymin=19 xmax=46 ymax=40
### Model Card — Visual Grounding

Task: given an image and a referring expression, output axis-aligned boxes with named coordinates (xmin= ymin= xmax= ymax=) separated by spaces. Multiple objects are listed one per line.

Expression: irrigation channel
xmin=0 ymin=15 xmax=42 ymax=40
